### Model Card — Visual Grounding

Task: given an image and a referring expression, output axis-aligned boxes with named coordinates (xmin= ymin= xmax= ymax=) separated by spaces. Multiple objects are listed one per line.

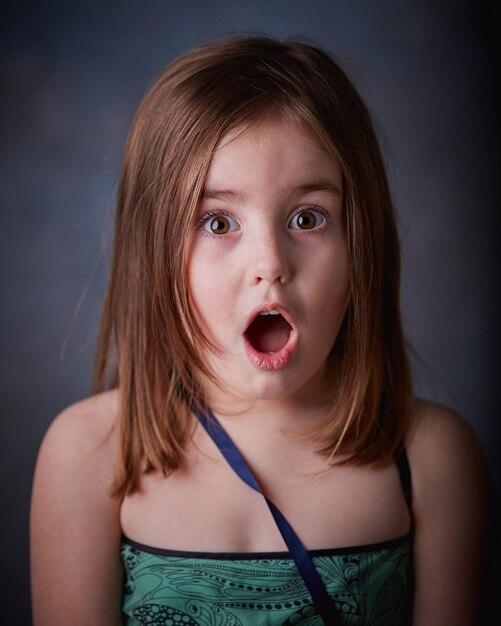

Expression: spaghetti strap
xmin=395 ymin=448 xmax=412 ymax=512
xmin=193 ymin=404 xmax=342 ymax=626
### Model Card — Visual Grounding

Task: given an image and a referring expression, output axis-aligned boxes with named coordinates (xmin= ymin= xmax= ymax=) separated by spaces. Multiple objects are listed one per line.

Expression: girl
xmin=30 ymin=37 xmax=489 ymax=625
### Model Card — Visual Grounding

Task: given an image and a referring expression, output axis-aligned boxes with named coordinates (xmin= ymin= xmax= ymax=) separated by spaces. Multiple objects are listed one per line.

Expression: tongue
xmin=246 ymin=315 xmax=292 ymax=353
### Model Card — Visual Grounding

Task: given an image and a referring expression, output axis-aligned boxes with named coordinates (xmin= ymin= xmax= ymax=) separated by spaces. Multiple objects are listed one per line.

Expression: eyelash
xmin=289 ymin=206 xmax=328 ymax=231
xmin=197 ymin=206 xmax=329 ymax=238
xmin=197 ymin=210 xmax=238 ymax=239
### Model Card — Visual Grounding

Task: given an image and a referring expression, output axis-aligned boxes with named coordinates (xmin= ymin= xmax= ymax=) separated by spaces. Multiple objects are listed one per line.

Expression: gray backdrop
xmin=1 ymin=1 xmax=499 ymax=623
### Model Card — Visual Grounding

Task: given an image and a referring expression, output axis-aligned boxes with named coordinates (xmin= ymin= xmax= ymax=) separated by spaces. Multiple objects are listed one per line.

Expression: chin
xmin=206 ymin=352 xmax=330 ymax=406
xmin=229 ymin=368 xmax=313 ymax=402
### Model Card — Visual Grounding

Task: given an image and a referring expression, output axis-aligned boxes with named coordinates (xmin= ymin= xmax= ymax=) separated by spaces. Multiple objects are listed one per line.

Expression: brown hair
xmin=93 ymin=36 xmax=412 ymax=497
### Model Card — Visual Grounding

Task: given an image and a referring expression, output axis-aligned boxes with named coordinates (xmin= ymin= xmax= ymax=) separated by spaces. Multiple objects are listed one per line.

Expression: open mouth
xmin=245 ymin=310 xmax=293 ymax=354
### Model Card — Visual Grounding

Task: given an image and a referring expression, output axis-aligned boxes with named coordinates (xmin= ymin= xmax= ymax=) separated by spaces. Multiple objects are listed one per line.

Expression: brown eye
xmin=289 ymin=209 xmax=324 ymax=230
xmin=201 ymin=213 xmax=238 ymax=235
xmin=210 ymin=216 xmax=230 ymax=234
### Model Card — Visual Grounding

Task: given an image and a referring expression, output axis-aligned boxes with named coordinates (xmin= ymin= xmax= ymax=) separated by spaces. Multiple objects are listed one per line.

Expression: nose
xmin=247 ymin=228 xmax=289 ymax=286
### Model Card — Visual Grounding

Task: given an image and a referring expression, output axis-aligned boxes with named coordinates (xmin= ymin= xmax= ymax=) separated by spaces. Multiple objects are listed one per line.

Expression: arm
xmin=408 ymin=400 xmax=491 ymax=625
xmin=30 ymin=391 xmax=123 ymax=626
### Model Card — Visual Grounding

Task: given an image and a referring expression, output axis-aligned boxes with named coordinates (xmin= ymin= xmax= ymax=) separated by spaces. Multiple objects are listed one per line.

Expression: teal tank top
xmin=122 ymin=531 xmax=412 ymax=625
xmin=121 ymin=443 xmax=413 ymax=625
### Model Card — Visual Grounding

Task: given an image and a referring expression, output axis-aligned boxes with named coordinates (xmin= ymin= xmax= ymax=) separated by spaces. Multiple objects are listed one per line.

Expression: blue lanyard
xmin=193 ymin=404 xmax=342 ymax=625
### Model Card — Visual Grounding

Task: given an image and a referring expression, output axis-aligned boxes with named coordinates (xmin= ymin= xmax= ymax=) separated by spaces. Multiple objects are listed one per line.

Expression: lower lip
xmin=243 ymin=331 xmax=298 ymax=371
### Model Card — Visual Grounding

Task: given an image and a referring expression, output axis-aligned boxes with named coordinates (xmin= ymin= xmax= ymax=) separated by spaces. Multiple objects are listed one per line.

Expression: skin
xmin=30 ymin=391 xmax=123 ymax=625
xmin=30 ymin=122 xmax=490 ymax=625
xmin=187 ymin=122 xmax=350 ymax=412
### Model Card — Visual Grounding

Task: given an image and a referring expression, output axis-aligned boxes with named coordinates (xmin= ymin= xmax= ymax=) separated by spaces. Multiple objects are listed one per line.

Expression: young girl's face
xmin=187 ymin=121 xmax=350 ymax=405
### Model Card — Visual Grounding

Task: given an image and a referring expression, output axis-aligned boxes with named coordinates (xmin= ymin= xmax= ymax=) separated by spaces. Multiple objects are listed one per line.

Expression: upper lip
xmin=243 ymin=302 xmax=296 ymax=334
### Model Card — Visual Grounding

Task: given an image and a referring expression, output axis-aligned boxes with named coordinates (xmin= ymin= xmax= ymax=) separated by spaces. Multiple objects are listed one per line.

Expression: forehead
xmin=205 ymin=121 xmax=343 ymax=195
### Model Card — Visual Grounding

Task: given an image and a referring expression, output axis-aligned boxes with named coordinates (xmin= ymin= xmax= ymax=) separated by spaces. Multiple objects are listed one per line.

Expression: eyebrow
xmin=202 ymin=180 xmax=342 ymax=202
xmin=202 ymin=188 xmax=247 ymax=202
xmin=293 ymin=181 xmax=342 ymax=196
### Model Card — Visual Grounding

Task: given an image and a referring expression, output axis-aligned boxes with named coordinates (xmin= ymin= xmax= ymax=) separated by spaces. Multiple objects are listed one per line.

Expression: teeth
xmin=259 ymin=310 xmax=280 ymax=316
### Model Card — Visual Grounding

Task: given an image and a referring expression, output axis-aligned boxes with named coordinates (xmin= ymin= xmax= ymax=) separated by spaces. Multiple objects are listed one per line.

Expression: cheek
xmin=315 ymin=236 xmax=349 ymax=290
xmin=187 ymin=242 xmax=211 ymax=329
xmin=187 ymin=250 xmax=236 ymax=339
xmin=188 ymin=268 xmax=213 ymax=327
xmin=309 ymin=244 xmax=350 ymax=327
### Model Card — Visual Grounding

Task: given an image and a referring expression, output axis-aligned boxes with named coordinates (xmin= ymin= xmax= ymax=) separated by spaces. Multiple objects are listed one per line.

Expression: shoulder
xmin=31 ymin=389 xmax=123 ymax=623
xmin=32 ymin=388 xmax=121 ymax=519
xmin=406 ymin=398 xmax=490 ymax=501
xmin=43 ymin=389 xmax=119 ymax=445
xmin=41 ymin=388 xmax=120 ymax=458
xmin=32 ymin=386 xmax=122 ymax=527
xmin=405 ymin=398 xmax=491 ymax=625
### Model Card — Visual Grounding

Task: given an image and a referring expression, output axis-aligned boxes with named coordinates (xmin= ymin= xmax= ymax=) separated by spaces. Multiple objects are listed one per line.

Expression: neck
xmin=196 ymin=376 xmax=334 ymax=440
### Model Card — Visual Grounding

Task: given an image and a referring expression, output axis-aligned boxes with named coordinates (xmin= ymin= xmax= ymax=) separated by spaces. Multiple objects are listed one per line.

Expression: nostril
xmin=254 ymin=272 xmax=287 ymax=285
xmin=254 ymin=260 xmax=288 ymax=284
xmin=250 ymin=238 xmax=289 ymax=284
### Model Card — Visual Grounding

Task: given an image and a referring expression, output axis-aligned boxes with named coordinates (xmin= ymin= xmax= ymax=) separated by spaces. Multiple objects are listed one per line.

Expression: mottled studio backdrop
xmin=1 ymin=1 xmax=499 ymax=623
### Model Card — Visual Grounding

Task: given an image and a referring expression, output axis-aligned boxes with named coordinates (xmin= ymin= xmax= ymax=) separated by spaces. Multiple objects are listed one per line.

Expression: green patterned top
xmin=121 ymin=532 xmax=412 ymax=625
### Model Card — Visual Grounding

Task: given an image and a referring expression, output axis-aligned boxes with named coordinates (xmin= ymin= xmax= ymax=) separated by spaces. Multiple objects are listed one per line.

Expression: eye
xmin=288 ymin=208 xmax=325 ymax=230
xmin=201 ymin=213 xmax=239 ymax=235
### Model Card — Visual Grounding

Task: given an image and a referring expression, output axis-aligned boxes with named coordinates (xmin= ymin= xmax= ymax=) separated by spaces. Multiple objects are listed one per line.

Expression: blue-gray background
xmin=1 ymin=1 xmax=499 ymax=623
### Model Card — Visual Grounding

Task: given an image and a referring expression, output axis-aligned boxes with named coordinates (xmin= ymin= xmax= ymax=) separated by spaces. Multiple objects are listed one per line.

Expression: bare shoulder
xmin=41 ymin=388 xmax=120 ymax=459
xmin=32 ymin=390 xmax=120 ymax=512
xmin=31 ymin=389 xmax=123 ymax=624
xmin=32 ymin=388 xmax=121 ymax=516
xmin=407 ymin=397 xmax=488 ymax=463
xmin=406 ymin=398 xmax=491 ymax=625
xmin=406 ymin=398 xmax=490 ymax=502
